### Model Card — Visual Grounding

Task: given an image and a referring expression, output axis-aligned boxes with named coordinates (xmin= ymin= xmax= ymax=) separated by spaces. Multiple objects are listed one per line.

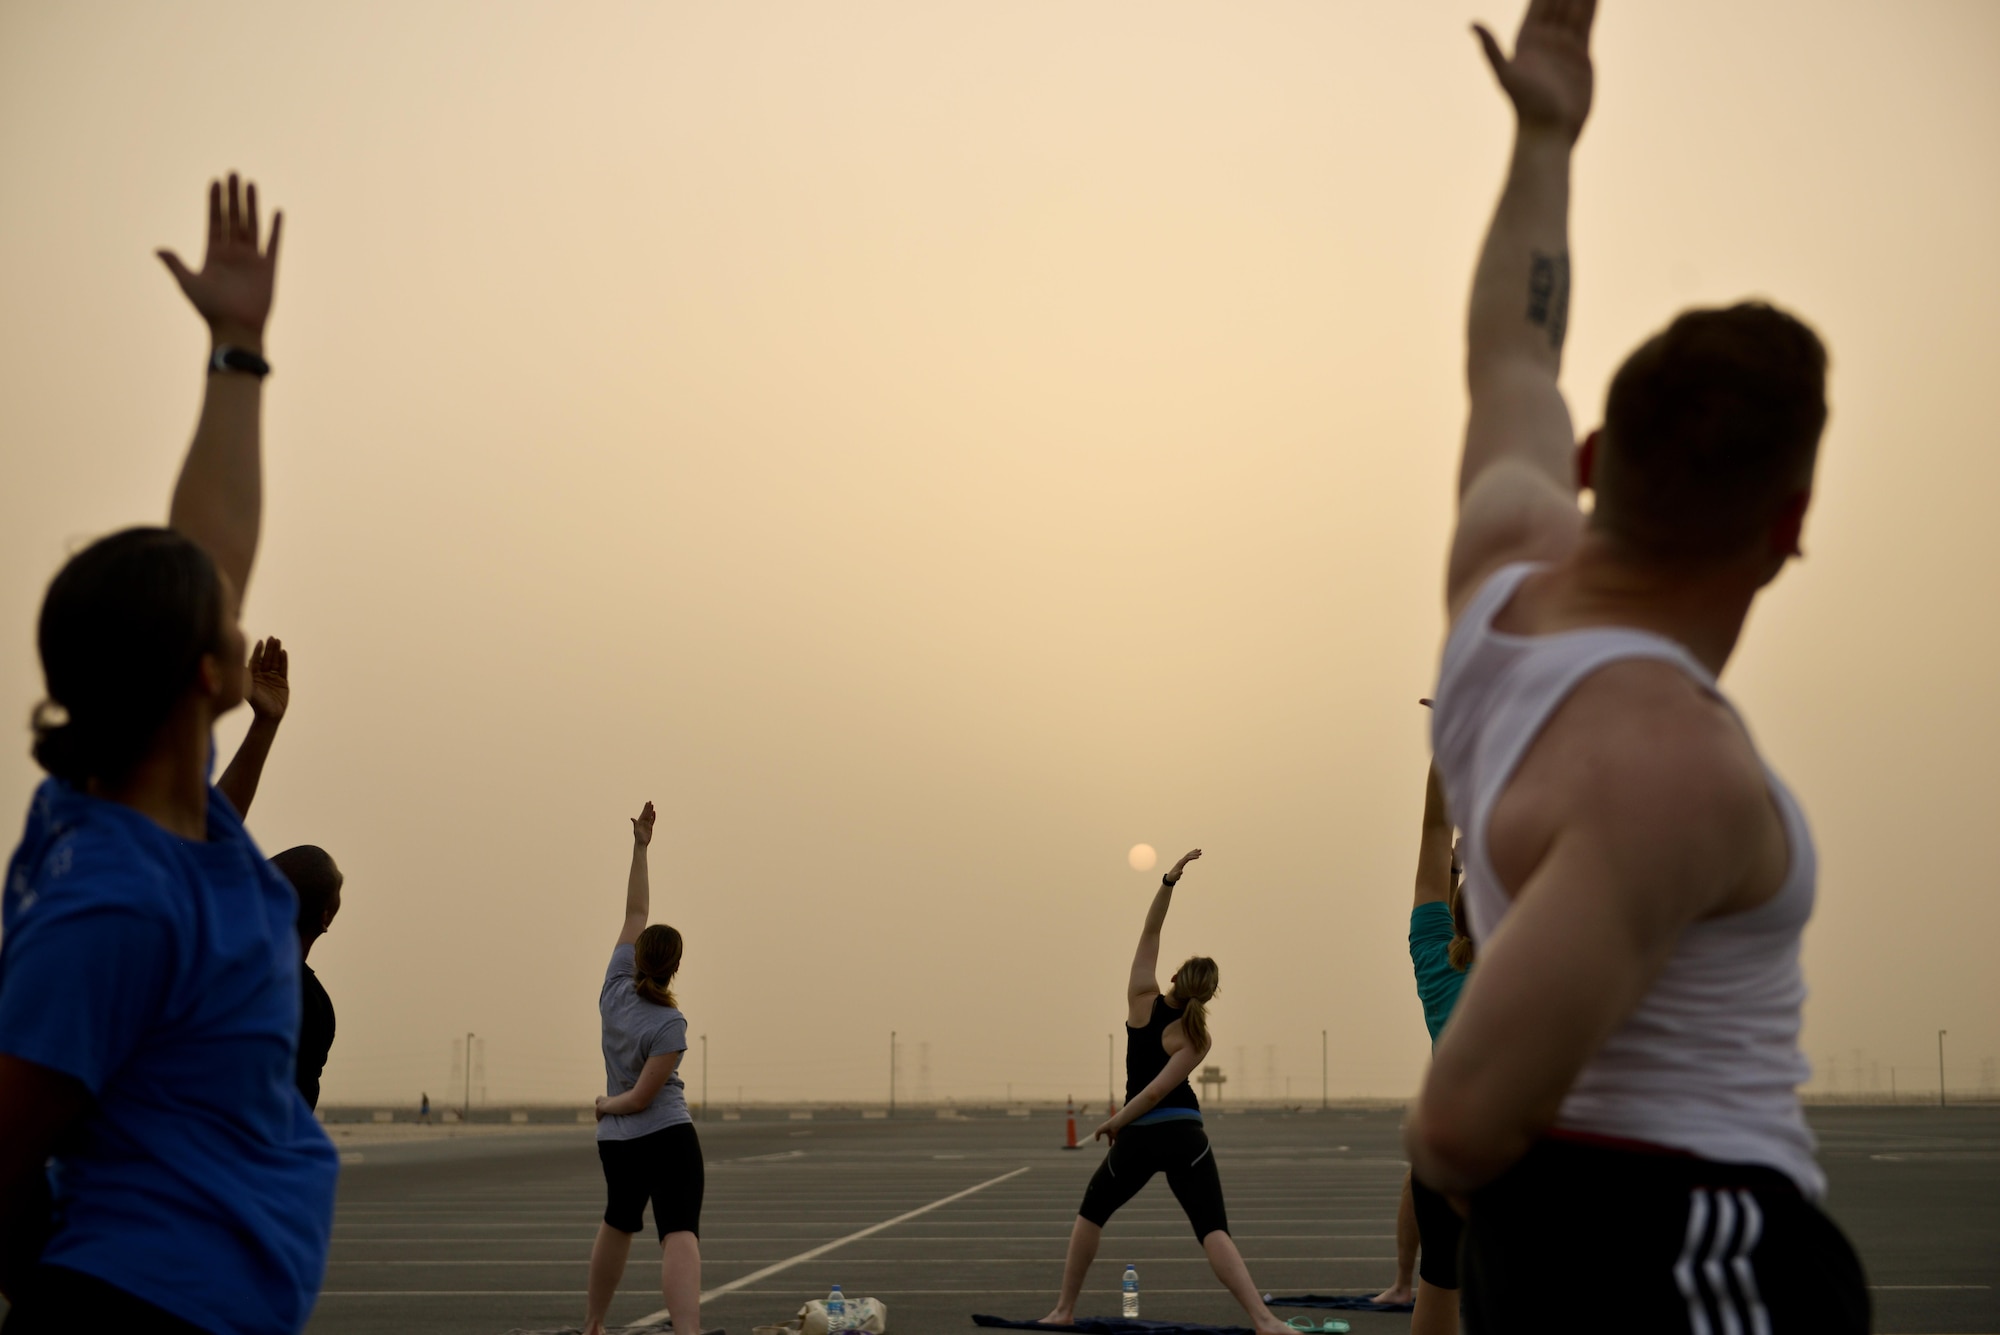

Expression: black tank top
xmin=1125 ymin=994 xmax=1200 ymax=1111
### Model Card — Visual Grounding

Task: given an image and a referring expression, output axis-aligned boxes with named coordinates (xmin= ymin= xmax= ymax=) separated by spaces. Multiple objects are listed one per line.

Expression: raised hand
xmin=246 ymin=636 xmax=290 ymax=723
xmin=158 ymin=174 xmax=283 ymax=348
xmin=1164 ymin=848 xmax=1203 ymax=884
xmin=631 ymin=801 xmax=657 ymax=847
xmin=1474 ymin=0 xmax=1597 ymax=142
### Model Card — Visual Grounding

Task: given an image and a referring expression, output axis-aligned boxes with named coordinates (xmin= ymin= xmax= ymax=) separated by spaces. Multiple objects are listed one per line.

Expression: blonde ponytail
xmin=633 ymin=924 xmax=683 ymax=1008
xmin=1169 ymin=956 xmax=1220 ymax=1055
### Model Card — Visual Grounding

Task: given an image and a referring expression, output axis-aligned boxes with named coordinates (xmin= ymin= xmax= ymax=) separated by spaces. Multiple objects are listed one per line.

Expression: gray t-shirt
xmin=597 ymin=943 xmax=691 ymax=1141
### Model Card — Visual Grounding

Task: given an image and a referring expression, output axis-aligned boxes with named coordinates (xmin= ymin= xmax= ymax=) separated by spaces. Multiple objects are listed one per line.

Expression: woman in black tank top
xmin=1037 ymin=851 xmax=1292 ymax=1334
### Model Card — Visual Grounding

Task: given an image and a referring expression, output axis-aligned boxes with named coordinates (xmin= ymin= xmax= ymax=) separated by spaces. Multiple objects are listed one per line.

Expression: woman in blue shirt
xmin=0 ymin=175 xmax=337 ymax=1334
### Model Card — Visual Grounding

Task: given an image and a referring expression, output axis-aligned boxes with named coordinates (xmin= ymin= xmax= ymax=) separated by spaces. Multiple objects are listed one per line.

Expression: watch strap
xmin=208 ymin=345 xmax=271 ymax=378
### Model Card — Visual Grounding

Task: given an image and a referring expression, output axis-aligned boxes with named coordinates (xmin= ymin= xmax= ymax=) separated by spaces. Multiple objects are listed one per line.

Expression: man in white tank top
xmin=1403 ymin=3 xmax=1867 ymax=1331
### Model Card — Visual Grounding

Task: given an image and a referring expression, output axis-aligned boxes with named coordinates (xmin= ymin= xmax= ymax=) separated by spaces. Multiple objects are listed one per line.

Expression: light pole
xmin=889 ymin=1031 xmax=897 ymax=1118
xmin=1107 ymin=1033 xmax=1114 ymax=1112
xmin=701 ymin=1034 xmax=708 ymax=1122
xmin=1321 ymin=1029 xmax=1328 ymax=1111
xmin=1938 ymin=1030 xmax=1948 ymax=1108
xmin=463 ymin=1032 xmax=475 ymax=1121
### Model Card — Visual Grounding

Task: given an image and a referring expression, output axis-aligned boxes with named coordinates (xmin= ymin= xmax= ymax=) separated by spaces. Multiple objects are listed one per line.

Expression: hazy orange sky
xmin=2 ymin=1 xmax=1996 ymax=1107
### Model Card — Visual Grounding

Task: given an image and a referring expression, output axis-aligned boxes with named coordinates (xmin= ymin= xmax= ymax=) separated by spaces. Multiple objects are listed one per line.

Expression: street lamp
xmin=463 ymin=1032 xmax=475 ymax=1121
xmin=1939 ymin=1029 xmax=1948 ymax=1109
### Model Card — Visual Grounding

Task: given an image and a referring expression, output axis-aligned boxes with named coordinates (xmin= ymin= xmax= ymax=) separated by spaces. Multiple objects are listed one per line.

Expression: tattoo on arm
xmin=1526 ymin=250 xmax=1571 ymax=353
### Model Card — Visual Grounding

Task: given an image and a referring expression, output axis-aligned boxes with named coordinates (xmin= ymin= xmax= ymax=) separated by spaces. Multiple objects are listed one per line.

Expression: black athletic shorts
xmin=1411 ymin=1173 xmax=1463 ymax=1290
xmin=1462 ymin=1134 xmax=1869 ymax=1334
xmin=599 ymin=1121 xmax=704 ymax=1239
xmin=1078 ymin=1119 xmax=1229 ymax=1241
xmin=2 ymin=1264 xmax=212 ymax=1334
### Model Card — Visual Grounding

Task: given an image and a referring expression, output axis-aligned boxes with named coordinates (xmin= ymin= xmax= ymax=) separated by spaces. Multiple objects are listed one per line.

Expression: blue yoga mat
xmin=1264 ymin=1293 xmax=1414 ymax=1314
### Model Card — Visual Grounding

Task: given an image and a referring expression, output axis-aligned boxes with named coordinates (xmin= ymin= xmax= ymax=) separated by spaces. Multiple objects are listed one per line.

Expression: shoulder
xmin=1447 ymin=459 xmax=1583 ymax=619
xmin=1515 ymin=660 xmax=1772 ymax=914
xmin=1410 ymin=901 xmax=1454 ymax=943
xmin=8 ymin=793 xmax=180 ymax=927
xmin=1555 ymin=663 xmax=1767 ymax=818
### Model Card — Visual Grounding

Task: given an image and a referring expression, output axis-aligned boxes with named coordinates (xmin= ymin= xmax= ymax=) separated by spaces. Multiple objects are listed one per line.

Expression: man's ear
xmin=195 ymin=653 xmax=225 ymax=699
xmin=1770 ymin=489 xmax=1812 ymax=560
xmin=1575 ymin=429 xmax=1601 ymax=495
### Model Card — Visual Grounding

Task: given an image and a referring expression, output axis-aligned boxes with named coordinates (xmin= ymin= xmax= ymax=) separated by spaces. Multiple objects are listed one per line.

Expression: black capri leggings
xmin=1411 ymin=1173 xmax=1464 ymax=1289
xmin=599 ymin=1121 xmax=704 ymax=1239
xmin=1078 ymin=1119 xmax=1230 ymax=1241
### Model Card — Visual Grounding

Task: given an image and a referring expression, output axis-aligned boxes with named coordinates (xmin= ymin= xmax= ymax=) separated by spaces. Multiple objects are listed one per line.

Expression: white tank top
xmin=1432 ymin=562 xmax=1824 ymax=1198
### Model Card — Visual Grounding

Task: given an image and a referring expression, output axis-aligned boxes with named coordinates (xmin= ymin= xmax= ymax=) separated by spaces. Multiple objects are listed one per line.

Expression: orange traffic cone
xmin=1062 ymin=1096 xmax=1080 ymax=1150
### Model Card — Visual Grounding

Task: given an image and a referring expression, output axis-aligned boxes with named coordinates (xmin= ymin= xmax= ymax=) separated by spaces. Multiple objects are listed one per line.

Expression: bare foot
xmin=1371 ymin=1283 xmax=1414 ymax=1306
xmin=1036 ymin=1310 xmax=1075 ymax=1327
xmin=1252 ymin=1317 xmax=1299 ymax=1335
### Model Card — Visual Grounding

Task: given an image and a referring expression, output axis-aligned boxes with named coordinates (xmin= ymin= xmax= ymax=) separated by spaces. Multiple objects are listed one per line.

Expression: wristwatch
xmin=208 ymin=345 xmax=271 ymax=378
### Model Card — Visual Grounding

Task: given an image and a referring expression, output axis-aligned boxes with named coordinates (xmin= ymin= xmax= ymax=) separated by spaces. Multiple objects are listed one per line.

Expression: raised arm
xmin=1412 ymin=761 xmax=1455 ymax=908
xmin=215 ymin=637 xmax=290 ymax=818
xmin=617 ymin=802 xmax=656 ymax=947
xmin=1128 ymin=848 xmax=1201 ymax=1005
xmin=1446 ymin=0 xmax=1597 ymax=617
xmin=160 ymin=174 xmax=283 ymax=600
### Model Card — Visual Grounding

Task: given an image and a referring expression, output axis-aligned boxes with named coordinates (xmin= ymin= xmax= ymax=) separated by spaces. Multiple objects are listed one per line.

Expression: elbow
xmin=1407 ymin=1081 xmax=1518 ymax=1197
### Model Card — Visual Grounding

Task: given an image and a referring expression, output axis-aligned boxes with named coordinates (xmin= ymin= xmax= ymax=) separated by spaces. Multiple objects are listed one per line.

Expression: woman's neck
xmin=89 ymin=706 xmax=212 ymax=841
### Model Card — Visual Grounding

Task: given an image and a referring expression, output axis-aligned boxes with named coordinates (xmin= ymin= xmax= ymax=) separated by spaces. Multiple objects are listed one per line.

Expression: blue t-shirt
xmin=0 ymin=778 xmax=339 ymax=1334
xmin=1410 ymin=901 xmax=1468 ymax=1045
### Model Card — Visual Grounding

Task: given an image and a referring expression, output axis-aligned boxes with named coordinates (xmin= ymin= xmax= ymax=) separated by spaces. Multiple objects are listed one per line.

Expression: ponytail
xmin=1169 ymin=956 xmax=1220 ymax=1055
xmin=632 ymin=923 xmax=683 ymax=1008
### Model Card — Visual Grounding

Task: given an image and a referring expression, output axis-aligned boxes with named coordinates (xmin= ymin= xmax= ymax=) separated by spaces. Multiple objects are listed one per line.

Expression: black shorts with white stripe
xmin=1461 ymin=1133 xmax=1868 ymax=1335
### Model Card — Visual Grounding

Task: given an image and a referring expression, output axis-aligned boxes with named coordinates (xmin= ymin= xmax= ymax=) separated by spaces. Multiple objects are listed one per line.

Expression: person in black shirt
xmin=270 ymin=846 xmax=343 ymax=1110
xmin=1038 ymin=850 xmax=1290 ymax=1334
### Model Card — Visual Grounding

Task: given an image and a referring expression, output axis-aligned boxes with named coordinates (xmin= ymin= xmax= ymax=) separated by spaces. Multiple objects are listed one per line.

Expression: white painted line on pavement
xmin=634 ymin=1165 xmax=1031 ymax=1324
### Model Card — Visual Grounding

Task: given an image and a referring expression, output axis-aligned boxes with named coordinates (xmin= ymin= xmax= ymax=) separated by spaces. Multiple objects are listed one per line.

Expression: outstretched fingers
xmin=1472 ymin=21 xmax=1507 ymax=77
xmin=206 ymin=179 xmax=224 ymax=258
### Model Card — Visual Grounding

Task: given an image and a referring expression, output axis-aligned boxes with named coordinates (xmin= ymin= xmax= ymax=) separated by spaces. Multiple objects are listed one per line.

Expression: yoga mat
xmin=1265 ymin=1293 xmax=1415 ymax=1313
xmin=972 ymin=1316 xmax=1258 ymax=1335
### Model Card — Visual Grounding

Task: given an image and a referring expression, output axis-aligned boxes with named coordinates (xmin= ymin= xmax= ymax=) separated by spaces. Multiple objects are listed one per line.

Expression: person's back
xmin=597 ymin=946 xmax=691 ymax=1139
xmin=1 ymin=780 xmax=338 ymax=1332
xmin=1434 ymin=569 xmax=1821 ymax=1190
xmin=1403 ymin=4 xmax=1866 ymax=1329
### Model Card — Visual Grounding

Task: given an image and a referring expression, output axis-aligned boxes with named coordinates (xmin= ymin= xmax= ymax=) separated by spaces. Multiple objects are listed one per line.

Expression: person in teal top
xmin=1374 ymin=751 xmax=1474 ymax=1334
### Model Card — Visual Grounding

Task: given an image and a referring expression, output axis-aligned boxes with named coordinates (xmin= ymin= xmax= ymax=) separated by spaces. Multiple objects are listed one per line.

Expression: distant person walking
xmin=1038 ymin=851 xmax=1291 ymax=1335
xmin=0 ymin=174 xmax=337 ymax=1333
xmin=420 ymin=1093 xmax=431 ymax=1125
xmin=271 ymin=845 xmax=344 ymax=1110
xmin=584 ymin=802 xmax=703 ymax=1335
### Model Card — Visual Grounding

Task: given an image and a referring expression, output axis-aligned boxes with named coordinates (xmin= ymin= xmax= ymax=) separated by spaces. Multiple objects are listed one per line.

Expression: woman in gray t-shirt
xmin=582 ymin=802 xmax=703 ymax=1335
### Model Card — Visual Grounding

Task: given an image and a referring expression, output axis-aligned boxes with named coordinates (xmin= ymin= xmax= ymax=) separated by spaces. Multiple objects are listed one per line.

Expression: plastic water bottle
xmin=1122 ymin=1264 xmax=1140 ymax=1319
xmin=827 ymin=1284 xmax=848 ymax=1333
